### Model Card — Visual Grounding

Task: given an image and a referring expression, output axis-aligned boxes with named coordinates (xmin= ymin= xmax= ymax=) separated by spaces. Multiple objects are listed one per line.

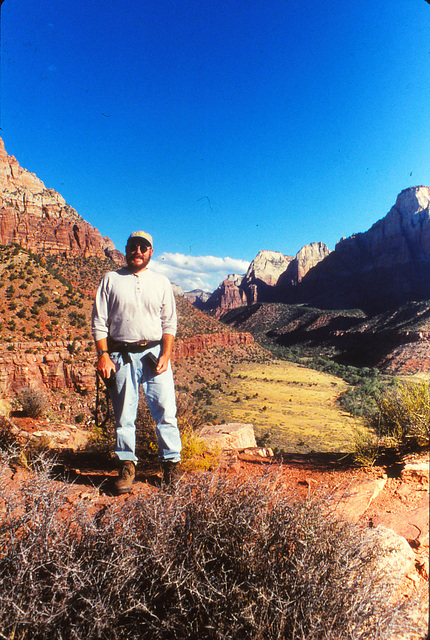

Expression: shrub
xmin=176 ymin=392 xmax=220 ymax=470
xmin=34 ymin=292 xmax=49 ymax=306
xmin=0 ymin=466 xmax=419 ymax=639
xmin=16 ymin=386 xmax=48 ymax=418
xmin=338 ymin=377 xmax=388 ymax=419
xmin=372 ymin=380 xmax=430 ymax=449
xmin=351 ymin=424 xmax=380 ymax=467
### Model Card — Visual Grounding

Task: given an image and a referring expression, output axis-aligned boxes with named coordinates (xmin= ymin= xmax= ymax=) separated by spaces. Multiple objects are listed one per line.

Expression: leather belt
xmin=108 ymin=339 xmax=162 ymax=353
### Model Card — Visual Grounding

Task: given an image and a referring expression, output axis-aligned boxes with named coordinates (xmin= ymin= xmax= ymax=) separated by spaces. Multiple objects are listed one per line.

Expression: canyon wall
xmin=296 ymin=186 xmax=430 ymax=311
xmin=0 ymin=138 xmax=118 ymax=260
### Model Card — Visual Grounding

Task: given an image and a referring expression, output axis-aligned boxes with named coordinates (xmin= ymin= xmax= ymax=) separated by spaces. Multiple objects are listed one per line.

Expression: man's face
xmin=125 ymin=240 xmax=153 ymax=272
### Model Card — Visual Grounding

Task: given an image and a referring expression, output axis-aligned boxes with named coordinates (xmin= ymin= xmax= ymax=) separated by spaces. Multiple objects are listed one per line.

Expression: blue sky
xmin=1 ymin=0 xmax=429 ymax=291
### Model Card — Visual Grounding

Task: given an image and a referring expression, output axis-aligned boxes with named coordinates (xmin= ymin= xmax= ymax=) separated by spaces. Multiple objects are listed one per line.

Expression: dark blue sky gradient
xmin=1 ymin=0 xmax=429 ymax=289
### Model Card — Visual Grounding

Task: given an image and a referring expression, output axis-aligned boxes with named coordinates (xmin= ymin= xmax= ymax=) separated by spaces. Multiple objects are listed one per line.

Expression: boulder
xmin=401 ymin=458 xmax=429 ymax=486
xmin=198 ymin=423 xmax=257 ymax=450
xmin=365 ymin=525 xmax=416 ymax=588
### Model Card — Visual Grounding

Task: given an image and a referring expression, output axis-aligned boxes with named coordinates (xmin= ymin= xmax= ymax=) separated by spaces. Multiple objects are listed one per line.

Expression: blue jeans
xmin=109 ymin=346 xmax=181 ymax=463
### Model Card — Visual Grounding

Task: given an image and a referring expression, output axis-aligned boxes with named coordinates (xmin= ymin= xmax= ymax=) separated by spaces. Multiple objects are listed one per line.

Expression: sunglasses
xmin=127 ymin=241 xmax=151 ymax=252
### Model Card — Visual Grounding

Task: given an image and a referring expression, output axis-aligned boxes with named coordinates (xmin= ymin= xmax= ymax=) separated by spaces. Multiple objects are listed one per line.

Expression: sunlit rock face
xmin=203 ymin=244 xmax=332 ymax=313
xmin=275 ymin=242 xmax=330 ymax=301
xmin=244 ymin=250 xmax=294 ymax=287
xmin=0 ymin=137 xmax=115 ymax=259
xmin=204 ymin=276 xmax=248 ymax=315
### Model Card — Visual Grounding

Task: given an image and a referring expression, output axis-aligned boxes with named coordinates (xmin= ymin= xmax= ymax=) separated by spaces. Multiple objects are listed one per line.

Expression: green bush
xmin=0 ymin=463 xmax=419 ymax=639
xmin=351 ymin=424 xmax=380 ymax=467
xmin=338 ymin=376 xmax=388 ymax=418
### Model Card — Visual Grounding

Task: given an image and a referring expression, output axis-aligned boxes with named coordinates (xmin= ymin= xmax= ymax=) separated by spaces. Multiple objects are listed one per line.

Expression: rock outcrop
xmin=198 ymin=423 xmax=257 ymax=450
xmin=203 ymin=244 xmax=330 ymax=314
xmin=297 ymin=186 xmax=430 ymax=311
xmin=275 ymin=241 xmax=330 ymax=300
xmin=172 ymin=331 xmax=254 ymax=360
xmin=204 ymin=276 xmax=248 ymax=316
xmin=0 ymin=137 xmax=116 ymax=259
xmin=0 ymin=340 xmax=95 ymax=395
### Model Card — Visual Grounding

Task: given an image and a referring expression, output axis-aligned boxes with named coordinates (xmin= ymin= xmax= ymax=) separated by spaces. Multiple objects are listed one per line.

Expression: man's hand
xmin=97 ymin=352 xmax=116 ymax=380
xmin=95 ymin=340 xmax=116 ymax=380
xmin=155 ymin=353 xmax=170 ymax=375
xmin=156 ymin=333 xmax=175 ymax=374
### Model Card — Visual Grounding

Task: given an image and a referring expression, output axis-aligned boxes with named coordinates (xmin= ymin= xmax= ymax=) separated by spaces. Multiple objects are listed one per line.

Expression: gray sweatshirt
xmin=91 ymin=267 xmax=177 ymax=343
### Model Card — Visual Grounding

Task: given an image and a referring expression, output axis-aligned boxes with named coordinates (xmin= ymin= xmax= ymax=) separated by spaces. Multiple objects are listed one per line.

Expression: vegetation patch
xmin=0 ymin=459 xmax=418 ymax=640
xmin=371 ymin=380 xmax=430 ymax=450
xmin=211 ymin=360 xmax=361 ymax=453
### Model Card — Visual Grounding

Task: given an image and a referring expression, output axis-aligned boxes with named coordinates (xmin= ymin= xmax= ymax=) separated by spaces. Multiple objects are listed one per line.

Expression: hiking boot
xmin=114 ymin=461 xmax=135 ymax=494
xmin=162 ymin=460 xmax=182 ymax=487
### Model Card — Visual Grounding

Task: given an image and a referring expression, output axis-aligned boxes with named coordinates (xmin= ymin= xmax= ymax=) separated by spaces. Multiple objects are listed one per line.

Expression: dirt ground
xmin=4 ymin=353 xmax=429 ymax=636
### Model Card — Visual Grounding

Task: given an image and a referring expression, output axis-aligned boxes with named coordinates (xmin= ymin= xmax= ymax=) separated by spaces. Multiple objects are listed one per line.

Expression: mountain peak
xmin=394 ymin=186 xmax=430 ymax=215
xmin=0 ymin=137 xmax=117 ymax=260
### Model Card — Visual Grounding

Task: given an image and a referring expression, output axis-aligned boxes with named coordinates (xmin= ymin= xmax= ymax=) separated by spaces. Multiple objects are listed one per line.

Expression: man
xmin=92 ymin=230 xmax=182 ymax=494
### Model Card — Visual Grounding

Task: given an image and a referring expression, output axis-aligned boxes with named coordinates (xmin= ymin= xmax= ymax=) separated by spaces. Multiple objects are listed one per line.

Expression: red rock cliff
xmin=0 ymin=138 xmax=115 ymax=259
xmin=172 ymin=331 xmax=254 ymax=360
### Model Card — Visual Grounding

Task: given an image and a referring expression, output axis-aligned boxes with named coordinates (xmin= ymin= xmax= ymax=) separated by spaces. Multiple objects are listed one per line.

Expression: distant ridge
xmin=200 ymin=186 xmax=430 ymax=314
xmin=297 ymin=186 xmax=430 ymax=311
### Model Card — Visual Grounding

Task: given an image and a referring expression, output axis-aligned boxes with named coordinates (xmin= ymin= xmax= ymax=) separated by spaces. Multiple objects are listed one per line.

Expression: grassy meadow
xmin=175 ymin=353 xmax=362 ymax=454
xmin=216 ymin=360 xmax=360 ymax=453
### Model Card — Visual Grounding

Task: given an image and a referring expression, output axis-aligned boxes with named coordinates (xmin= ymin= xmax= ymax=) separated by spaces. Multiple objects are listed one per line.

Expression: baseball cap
xmin=126 ymin=231 xmax=153 ymax=248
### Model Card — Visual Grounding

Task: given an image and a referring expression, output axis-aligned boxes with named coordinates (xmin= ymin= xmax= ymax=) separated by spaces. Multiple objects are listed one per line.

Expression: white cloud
xmin=150 ymin=253 xmax=250 ymax=293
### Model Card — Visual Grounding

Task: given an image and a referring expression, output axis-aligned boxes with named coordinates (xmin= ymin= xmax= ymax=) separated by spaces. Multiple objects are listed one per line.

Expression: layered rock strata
xmin=172 ymin=331 xmax=254 ymax=360
xmin=0 ymin=137 xmax=116 ymax=259
xmin=0 ymin=341 xmax=95 ymax=395
xmin=0 ymin=332 xmax=254 ymax=397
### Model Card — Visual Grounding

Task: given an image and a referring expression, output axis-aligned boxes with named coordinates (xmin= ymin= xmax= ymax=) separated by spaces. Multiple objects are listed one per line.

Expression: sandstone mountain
xmin=275 ymin=241 xmax=330 ymax=299
xmin=204 ymin=275 xmax=248 ymax=316
xmin=296 ymin=186 xmax=430 ymax=311
xmin=241 ymin=250 xmax=294 ymax=305
xmin=245 ymin=250 xmax=293 ymax=287
xmin=202 ymin=187 xmax=430 ymax=316
xmin=0 ymin=138 xmax=121 ymax=261
xmin=204 ymin=244 xmax=330 ymax=314
xmin=183 ymin=289 xmax=212 ymax=309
